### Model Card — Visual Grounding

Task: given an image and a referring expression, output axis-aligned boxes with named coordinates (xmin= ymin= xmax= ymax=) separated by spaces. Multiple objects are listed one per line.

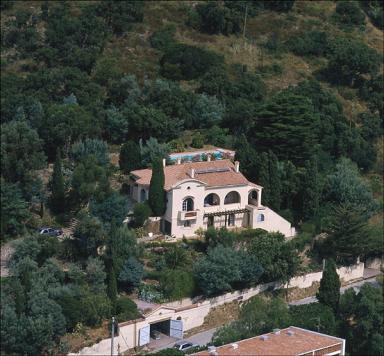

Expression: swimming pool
xmin=169 ymin=150 xmax=224 ymax=162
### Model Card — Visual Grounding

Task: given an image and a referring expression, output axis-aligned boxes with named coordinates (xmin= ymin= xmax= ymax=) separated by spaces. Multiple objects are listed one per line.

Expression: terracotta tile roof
xmin=195 ymin=327 xmax=345 ymax=356
xmin=130 ymin=160 xmax=252 ymax=191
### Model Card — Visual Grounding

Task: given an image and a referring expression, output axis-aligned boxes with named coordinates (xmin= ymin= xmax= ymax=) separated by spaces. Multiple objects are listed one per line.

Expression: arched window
xmin=182 ymin=197 xmax=194 ymax=211
xmin=224 ymin=191 xmax=241 ymax=205
xmin=257 ymin=214 xmax=265 ymax=222
xmin=140 ymin=189 xmax=146 ymax=202
xmin=248 ymin=190 xmax=258 ymax=205
xmin=204 ymin=193 xmax=220 ymax=207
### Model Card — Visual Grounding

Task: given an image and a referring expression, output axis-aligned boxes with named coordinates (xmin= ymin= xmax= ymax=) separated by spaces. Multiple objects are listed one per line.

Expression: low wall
xmin=71 ymin=262 xmax=364 ymax=355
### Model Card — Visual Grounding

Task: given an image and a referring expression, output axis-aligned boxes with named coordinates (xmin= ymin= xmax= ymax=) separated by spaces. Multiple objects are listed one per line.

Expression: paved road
xmin=150 ymin=328 xmax=217 ymax=353
xmin=289 ymin=277 xmax=381 ymax=306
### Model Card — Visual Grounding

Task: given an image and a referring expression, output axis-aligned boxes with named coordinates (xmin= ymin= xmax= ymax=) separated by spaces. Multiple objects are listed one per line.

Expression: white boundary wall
xmin=70 ymin=262 xmax=364 ymax=355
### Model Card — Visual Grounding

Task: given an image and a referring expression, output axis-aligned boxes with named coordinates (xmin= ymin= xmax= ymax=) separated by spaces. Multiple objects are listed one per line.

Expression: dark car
xmin=39 ymin=227 xmax=63 ymax=237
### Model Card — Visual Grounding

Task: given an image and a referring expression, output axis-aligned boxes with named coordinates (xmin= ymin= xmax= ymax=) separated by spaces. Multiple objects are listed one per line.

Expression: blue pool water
xmin=169 ymin=151 xmax=223 ymax=161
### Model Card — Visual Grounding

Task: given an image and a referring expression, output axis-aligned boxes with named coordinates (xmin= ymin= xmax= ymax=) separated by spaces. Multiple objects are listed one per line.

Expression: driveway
xmin=150 ymin=328 xmax=217 ymax=353
xmin=289 ymin=276 xmax=381 ymax=306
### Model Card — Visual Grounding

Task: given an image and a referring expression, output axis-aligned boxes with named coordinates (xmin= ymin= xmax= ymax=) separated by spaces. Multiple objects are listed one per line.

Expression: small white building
xmin=129 ymin=159 xmax=295 ymax=238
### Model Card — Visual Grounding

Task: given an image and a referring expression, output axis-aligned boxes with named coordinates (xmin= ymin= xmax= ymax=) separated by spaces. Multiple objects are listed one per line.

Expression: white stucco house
xmin=129 ymin=158 xmax=295 ymax=238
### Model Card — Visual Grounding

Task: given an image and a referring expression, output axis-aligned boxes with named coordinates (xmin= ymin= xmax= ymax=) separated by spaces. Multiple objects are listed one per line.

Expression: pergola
xmin=204 ymin=208 xmax=249 ymax=227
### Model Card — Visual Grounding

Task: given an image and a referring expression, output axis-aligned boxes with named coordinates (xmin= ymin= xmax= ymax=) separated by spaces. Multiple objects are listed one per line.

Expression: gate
xmin=170 ymin=319 xmax=183 ymax=339
xmin=139 ymin=325 xmax=150 ymax=346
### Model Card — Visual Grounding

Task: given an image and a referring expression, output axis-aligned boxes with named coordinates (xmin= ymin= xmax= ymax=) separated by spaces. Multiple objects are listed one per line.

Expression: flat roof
xmin=195 ymin=326 xmax=345 ymax=356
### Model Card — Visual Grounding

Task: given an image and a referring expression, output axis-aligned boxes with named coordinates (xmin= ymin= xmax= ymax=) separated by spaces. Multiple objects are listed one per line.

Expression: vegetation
xmin=316 ymin=259 xmax=341 ymax=312
xmin=0 ymin=0 xmax=382 ymax=353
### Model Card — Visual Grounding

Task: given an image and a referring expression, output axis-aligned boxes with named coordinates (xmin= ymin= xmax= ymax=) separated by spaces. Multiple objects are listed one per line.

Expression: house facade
xmin=129 ymin=158 xmax=295 ymax=238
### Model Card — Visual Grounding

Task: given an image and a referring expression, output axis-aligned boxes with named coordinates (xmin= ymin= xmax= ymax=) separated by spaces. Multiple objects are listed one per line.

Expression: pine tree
xmin=119 ymin=140 xmax=141 ymax=173
xmin=257 ymin=152 xmax=270 ymax=205
xmin=268 ymin=150 xmax=281 ymax=211
xmin=50 ymin=150 xmax=65 ymax=214
xmin=316 ymin=258 xmax=340 ymax=312
xmin=148 ymin=158 xmax=165 ymax=216
xmin=302 ymin=156 xmax=320 ymax=220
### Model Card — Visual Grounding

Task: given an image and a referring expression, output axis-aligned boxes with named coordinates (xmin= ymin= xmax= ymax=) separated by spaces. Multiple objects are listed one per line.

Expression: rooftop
xmin=195 ymin=326 xmax=345 ymax=356
xmin=131 ymin=160 xmax=254 ymax=191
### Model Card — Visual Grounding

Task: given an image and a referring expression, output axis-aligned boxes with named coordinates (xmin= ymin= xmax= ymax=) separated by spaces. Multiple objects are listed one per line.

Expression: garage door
xmin=170 ymin=319 xmax=183 ymax=339
xmin=139 ymin=325 xmax=150 ymax=346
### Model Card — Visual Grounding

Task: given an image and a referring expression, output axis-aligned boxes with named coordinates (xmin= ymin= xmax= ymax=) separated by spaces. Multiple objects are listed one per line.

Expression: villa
xmin=129 ymin=156 xmax=295 ymax=238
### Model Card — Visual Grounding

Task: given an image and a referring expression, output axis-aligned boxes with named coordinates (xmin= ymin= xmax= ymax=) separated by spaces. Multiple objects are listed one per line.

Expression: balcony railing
xmin=179 ymin=210 xmax=198 ymax=221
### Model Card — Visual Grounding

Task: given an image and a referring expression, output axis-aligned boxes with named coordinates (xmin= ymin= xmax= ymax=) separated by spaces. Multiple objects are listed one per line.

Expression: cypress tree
xmin=50 ymin=149 xmax=65 ymax=214
xmin=148 ymin=158 xmax=165 ymax=216
xmin=107 ymin=263 xmax=117 ymax=307
xmin=302 ymin=156 xmax=320 ymax=220
xmin=257 ymin=152 xmax=270 ymax=205
xmin=316 ymin=258 xmax=340 ymax=313
xmin=268 ymin=150 xmax=281 ymax=211
xmin=119 ymin=140 xmax=141 ymax=173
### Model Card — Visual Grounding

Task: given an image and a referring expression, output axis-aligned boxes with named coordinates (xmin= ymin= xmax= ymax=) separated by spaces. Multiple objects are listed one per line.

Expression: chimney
xmin=235 ymin=161 xmax=240 ymax=173
xmin=207 ymin=154 xmax=211 ymax=162
xmin=190 ymin=168 xmax=195 ymax=178
xmin=260 ymin=335 xmax=269 ymax=341
xmin=177 ymin=157 xmax=181 ymax=165
xmin=162 ymin=158 xmax=166 ymax=167
xmin=231 ymin=343 xmax=238 ymax=350
xmin=273 ymin=329 xmax=281 ymax=335
xmin=287 ymin=330 xmax=295 ymax=336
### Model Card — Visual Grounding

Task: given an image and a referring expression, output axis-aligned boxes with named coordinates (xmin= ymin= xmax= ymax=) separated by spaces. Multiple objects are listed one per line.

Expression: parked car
xmin=150 ymin=330 xmax=161 ymax=340
xmin=39 ymin=227 xmax=63 ymax=237
xmin=173 ymin=341 xmax=198 ymax=352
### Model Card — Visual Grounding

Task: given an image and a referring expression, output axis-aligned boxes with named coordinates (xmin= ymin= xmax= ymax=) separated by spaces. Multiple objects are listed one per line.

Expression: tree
xmin=70 ymin=139 xmax=109 ymax=167
xmin=140 ymin=137 xmax=170 ymax=167
xmin=86 ymin=257 xmax=107 ymax=294
xmin=326 ymin=158 xmax=376 ymax=217
xmin=148 ymin=158 xmax=165 ymax=216
xmin=1 ymin=179 xmax=30 ymax=239
xmin=254 ymin=91 xmax=318 ymax=165
xmin=317 ymin=259 xmax=340 ymax=313
xmin=334 ymin=1 xmax=365 ymax=27
xmin=160 ymin=269 xmax=196 ymax=301
xmin=97 ymin=0 xmax=144 ymax=35
xmin=289 ymin=303 xmax=337 ymax=335
xmin=118 ymin=257 xmax=144 ymax=291
xmin=90 ymin=191 xmax=128 ymax=227
xmin=319 ymin=205 xmax=369 ymax=264
xmin=248 ymin=231 xmax=300 ymax=284
xmin=107 ymin=263 xmax=118 ymax=306
xmin=193 ymin=245 xmax=262 ymax=296
xmin=74 ymin=215 xmax=106 ymax=257
xmin=256 ymin=152 xmax=270 ymax=204
xmin=268 ymin=151 xmax=281 ymax=211
xmin=301 ymin=156 xmax=320 ymax=220
xmin=49 ymin=150 xmax=65 ymax=214
xmin=339 ymin=284 xmax=383 ymax=355
xmin=326 ymin=38 xmax=380 ymax=86
xmin=1 ymin=120 xmax=46 ymax=187
xmin=133 ymin=202 xmax=151 ymax=227
xmin=160 ymin=44 xmax=224 ymax=80
xmin=115 ymin=297 xmax=140 ymax=322
xmin=187 ymin=94 xmax=224 ymax=129
xmin=119 ymin=140 xmax=141 ymax=173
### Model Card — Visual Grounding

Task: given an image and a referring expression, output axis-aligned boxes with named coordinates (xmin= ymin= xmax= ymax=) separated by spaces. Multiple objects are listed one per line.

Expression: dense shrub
xmin=160 ymin=44 xmax=224 ymax=80
xmin=334 ymin=1 xmax=365 ymax=27
xmin=159 ymin=269 xmax=196 ymax=301
xmin=360 ymin=0 xmax=383 ymax=29
xmin=133 ymin=202 xmax=151 ymax=227
xmin=150 ymin=25 xmax=176 ymax=51
xmin=287 ymin=31 xmax=329 ymax=56
xmin=115 ymin=297 xmax=140 ymax=322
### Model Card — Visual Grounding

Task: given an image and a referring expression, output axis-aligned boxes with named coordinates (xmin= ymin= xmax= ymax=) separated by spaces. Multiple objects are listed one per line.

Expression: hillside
xmin=1 ymin=1 xmax=383 ymax=355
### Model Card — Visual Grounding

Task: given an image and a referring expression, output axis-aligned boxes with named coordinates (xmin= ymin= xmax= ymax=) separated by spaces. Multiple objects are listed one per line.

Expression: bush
xmin=334 ymin=1 xmax=365 ymax=27
xmin=150 ymin=25 xmax=176 ymax=51
xmin=191 ymin=132 xmax=204 ymax=148
xmin=160 ymin=44 xmax=224 ymax=80
xmin=115 ymin=297 xmax=140 ymax=322
xmin=133 ymin=202 xmax=151 ymax=227
xmin=159 ymin=269 xmax=196 ymax=301
xmin=138 ymin=284 xmax=165 ymax=303
xmin=287 ymin=31 xmax=329 ymax=57
xmin=118 ymin=257 xmax=144 ymax=291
